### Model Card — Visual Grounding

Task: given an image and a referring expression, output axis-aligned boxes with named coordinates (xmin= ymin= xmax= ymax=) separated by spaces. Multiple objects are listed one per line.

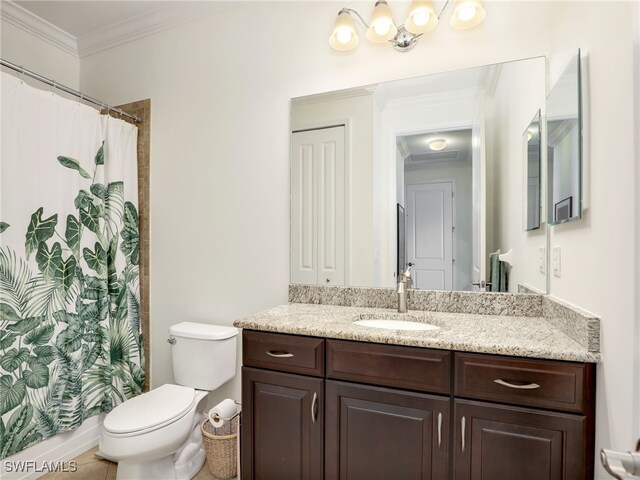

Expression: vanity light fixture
xmin=429 ymin=139 xmax=447 ymax=151
xmin=330 ymin=0 xmax=485 ymax=52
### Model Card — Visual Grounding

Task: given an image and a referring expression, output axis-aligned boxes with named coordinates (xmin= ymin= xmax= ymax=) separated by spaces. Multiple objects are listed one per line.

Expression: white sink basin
xmin=353 ymin=316 xmax=439 ymax=331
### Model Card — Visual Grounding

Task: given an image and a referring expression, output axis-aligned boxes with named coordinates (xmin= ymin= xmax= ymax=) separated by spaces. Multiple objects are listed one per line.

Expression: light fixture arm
xmin=339 ymin=8 xmax=370 ymax=30
xmin=437 ymin=0 xmax=451 ymax=20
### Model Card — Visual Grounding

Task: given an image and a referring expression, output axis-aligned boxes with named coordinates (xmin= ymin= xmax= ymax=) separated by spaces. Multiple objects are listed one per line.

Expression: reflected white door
xmin=290 ymin=126 xmax=346 ymax=286
xmin=406 ymin=182 xmax=453 ymax=290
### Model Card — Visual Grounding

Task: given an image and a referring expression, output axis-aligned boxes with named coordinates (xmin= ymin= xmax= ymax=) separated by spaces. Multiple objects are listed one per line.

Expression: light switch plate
xmin=539 ymin=246 xmax=546 ymax=274
xmin=552 ymin=246 xmax=561 ymax=277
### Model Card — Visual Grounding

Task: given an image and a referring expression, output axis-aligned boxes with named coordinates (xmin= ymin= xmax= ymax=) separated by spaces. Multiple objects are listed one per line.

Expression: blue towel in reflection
xmin=489 ymin=250 xmax=508 ymax=292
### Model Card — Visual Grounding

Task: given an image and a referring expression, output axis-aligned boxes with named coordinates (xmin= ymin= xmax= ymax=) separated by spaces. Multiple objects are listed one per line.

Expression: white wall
xmin=544 ymin=2 xmax=639 ymax=474
xmin=487 ymin=58 xmax=547 ymax=293
xmin=0 ymin=1 xmax=626 ymax=476
xmin=291 ymin=92 xmax=375 ymax=287
xmin=0 ymin=19 xmax=79 ymax=90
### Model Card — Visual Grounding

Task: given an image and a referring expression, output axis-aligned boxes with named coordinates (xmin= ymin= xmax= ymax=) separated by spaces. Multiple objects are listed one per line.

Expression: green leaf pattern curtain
xmin=0 ymin=72 xmax=144 ymax=458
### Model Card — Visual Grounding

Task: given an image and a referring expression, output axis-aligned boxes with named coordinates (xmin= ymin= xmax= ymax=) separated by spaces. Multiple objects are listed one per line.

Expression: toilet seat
xmin=103 ymin=384 xmax=196 ymax=437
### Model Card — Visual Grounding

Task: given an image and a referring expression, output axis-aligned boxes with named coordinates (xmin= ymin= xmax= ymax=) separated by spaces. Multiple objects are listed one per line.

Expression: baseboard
xmin=1 ymin=414 xmax=105 ymax=480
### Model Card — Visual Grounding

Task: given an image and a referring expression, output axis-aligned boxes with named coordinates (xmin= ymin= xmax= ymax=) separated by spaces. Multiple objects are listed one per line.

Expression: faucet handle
xmin=404 ymin=265 xmax=412 ymax=278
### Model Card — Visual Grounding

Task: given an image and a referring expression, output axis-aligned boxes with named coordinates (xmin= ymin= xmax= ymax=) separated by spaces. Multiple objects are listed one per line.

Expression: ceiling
xmin=398 ymin=129 xmax=473 ymax=167
xmin=3 ymin=0 xmax=236 ymax=57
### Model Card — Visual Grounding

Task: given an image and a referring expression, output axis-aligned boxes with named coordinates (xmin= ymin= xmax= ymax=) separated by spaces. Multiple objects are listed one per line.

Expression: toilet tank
xmin=169 ymin=322 xmax=239 ymax=391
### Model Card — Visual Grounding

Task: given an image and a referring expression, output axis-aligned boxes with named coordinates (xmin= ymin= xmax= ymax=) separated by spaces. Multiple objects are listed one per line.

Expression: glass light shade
xmin=366 ymin=1 xmax=398 ymax=43
xmin=450 ymin=0 xmax=486 ymax=30
xmin=405 ymin=0 xmax=438 ymax=34
xmin=329 ymin=12 xmax=359 ymax=51
xmin=429 ymin=139 xmax=447 ymax=151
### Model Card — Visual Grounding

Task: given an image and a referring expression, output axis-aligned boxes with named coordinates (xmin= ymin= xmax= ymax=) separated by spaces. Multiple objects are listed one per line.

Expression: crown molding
xmin=0 ymin=1 xmax=78 ymax=57
xmin=1 ymin=1 xmax=237 ymax=59
xmin=76 ymin=2 xmax=233 ymax=58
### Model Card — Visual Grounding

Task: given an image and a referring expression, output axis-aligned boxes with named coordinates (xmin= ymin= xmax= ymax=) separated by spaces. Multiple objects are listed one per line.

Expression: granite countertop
xmin=234 ymin=303 xmax=601 ymax=363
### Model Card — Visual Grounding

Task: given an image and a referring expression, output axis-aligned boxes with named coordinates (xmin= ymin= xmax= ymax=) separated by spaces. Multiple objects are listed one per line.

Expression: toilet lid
xmin=103 ymin=384 xmax=195 ymax=435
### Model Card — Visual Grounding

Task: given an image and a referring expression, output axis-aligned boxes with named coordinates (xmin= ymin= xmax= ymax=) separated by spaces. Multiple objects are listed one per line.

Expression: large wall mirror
xmin=547 ymin=51 xmax=582 ymax=225
xmin=290 ymin=57 xmax=548 ymax=294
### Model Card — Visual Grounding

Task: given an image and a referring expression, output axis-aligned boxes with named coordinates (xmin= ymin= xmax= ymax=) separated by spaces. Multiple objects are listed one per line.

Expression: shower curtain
xmin=0 ymin=72 xmax=144 ymax=457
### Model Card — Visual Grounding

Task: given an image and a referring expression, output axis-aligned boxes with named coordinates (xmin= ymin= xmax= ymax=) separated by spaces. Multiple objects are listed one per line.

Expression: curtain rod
xmin=0 ymin=58 xmax=140 ymax=123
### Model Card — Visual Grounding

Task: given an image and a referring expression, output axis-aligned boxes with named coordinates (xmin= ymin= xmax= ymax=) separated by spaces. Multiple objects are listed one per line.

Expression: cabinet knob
xmin=326 ymin=278 xmax=330 ymax=283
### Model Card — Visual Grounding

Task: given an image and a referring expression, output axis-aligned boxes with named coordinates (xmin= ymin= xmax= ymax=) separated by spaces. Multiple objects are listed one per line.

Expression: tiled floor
xmin=40 ymin=446 xmax=231 ymax=480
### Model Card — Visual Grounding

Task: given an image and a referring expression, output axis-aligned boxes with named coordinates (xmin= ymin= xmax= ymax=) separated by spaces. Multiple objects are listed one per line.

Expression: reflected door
xmin=406 ymin=182 xmax=453 ymax=290
xmin=291 ymin=126 xmax=346 ymax=286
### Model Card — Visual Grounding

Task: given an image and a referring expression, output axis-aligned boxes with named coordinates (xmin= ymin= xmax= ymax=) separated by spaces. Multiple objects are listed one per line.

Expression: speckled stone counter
xmin=234 ymin=303 xmax=601 ymax=363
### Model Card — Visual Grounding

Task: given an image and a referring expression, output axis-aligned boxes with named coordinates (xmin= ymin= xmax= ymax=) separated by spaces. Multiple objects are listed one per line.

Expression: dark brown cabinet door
xmin=241 ymin=367 xmax=323 ymax=480
xmin=453 ymin=399 xmax=590 ymax=480
xmin=325 ymin=380 xmax=450 ymax=480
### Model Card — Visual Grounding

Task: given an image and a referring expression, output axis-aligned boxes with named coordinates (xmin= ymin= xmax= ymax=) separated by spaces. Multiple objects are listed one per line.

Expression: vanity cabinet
xmin=325 ymin=340 xmax=452 ymax=479
xmin=452 ymin=353 xmax=595 ymax=480
xmin=453 ymin=399 xmax=587 ymax=479
xmin=240 ymin=331 xmax=596 ymax=480
xmin=325 ymin=380 xmax=450 ymax=480
xmin=242 ymin=367 xmax=324 ymax=480
xmin=241 ymin=331 xmax=325 ymax=480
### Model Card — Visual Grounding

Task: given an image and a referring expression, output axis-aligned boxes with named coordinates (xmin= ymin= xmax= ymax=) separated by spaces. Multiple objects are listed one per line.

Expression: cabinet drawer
xmin=454 ymin=353 xmax=594 ymax=414
xmin=326 ymin=340 xmax=451 ymax=394
xmin=243 ymin=330 xmax=325 ymax=377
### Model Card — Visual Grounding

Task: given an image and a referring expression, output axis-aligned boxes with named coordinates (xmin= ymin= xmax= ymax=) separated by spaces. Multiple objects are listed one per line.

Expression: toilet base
xmin=116 ymin=456 xmax=177 ymax=480
xmin=110 ymin=412 xmax=207 ymax=480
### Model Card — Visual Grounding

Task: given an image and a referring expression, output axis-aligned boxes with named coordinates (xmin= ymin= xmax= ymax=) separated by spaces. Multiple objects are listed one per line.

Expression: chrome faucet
xmin=397 ymin=266 xmax=413 ymax=313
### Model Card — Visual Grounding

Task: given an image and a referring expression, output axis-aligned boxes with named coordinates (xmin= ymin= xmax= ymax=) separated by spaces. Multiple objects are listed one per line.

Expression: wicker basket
xmin=201 ymin=416 xmax=239 ymax=479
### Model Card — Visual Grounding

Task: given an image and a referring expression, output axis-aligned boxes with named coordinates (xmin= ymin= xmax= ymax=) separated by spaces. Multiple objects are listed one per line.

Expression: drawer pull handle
xmin=266 ymin=350 xmax=294 ymax=358
xmin=461 ymin=416 xmax=466 ymax=452
xmin=437 ymin=412 xmax=442 ymax=448
xmin=311 ymin=392 xmax=318 ymax=424
xmin=494 ymin=379 xmax=540 ymax=390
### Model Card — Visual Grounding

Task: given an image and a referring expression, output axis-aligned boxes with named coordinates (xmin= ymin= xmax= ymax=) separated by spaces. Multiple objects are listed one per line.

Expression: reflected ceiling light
xmin=429 ymin=139 xmax=447 ymax=151
xmin=329 ymin=0 xmax=485 ymax=53
xmin=450 ymin=0 xmax=486 ymax=30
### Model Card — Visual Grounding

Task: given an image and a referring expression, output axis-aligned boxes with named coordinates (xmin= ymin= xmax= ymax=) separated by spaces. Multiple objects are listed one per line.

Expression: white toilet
xmin=99 ymin=322 xmax=239 ymax=480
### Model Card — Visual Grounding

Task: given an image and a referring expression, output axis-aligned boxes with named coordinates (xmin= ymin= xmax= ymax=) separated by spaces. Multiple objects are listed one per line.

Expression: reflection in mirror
xmin=399 ymin=129 xmax=473 ymax=291
xmin=547 ymin=52 xmax=582 ymax=225
xmin=524 ymin=110 xmax=542 ymax=231
xmin=290 ymin=57 xmax=548 ymax=294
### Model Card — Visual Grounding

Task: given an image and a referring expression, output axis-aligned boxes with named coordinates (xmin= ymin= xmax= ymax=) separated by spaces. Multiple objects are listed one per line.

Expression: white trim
xmin=0 ymin=1 xmax=78 ymax=57
xmin=1 ymin=415 xmax=105 ymax=480
xmin=0 ymin=1 xmax=237 ymax=59
xmin=76 ymin=2 xmax=233 ymax=58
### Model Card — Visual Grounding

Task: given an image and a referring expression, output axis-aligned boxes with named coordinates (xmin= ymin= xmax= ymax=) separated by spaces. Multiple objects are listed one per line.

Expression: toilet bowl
xmin=99 ymin=322 xmax=238 ymax=480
